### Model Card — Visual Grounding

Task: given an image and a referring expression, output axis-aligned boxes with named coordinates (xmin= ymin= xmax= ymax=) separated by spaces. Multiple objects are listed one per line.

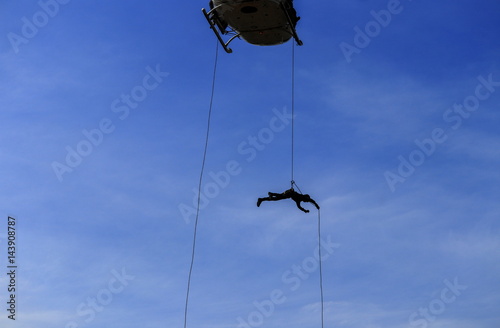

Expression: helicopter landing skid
xmin=280 ymin=2 xmax=303 ymax=46
xmin=202 ymin=8 xmax=238 ymax=53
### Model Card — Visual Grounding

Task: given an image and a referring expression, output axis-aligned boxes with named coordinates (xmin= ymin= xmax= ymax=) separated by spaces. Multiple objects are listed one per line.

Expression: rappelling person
xmin=257 ymin=188 xmax=320 ymax=213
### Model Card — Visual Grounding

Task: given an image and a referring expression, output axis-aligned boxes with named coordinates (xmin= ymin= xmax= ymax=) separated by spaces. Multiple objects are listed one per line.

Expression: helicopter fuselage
xmin=209 ymin=0 xmax=300 ymax=47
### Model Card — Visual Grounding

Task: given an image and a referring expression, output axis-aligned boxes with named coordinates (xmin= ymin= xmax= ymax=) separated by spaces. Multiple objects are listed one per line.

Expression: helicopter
xmin=202 ymin=0 xmax=303 ymax=53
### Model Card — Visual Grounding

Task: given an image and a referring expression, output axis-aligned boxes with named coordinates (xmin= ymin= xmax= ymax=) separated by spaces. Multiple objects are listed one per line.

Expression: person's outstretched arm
xmin=295 ymin=201 xmax=309 ymax=213
xmin=310 ymin=199 xmax=320 ymax=210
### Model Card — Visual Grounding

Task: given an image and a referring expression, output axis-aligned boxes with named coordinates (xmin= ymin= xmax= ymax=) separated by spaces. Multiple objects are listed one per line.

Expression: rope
xmin=183 ymin=41 xmax=219 ymax=328
xmin=284 ymin=37 xmax=321 ymax=318
xmin=317 ymin=208 xmax=324 ymax=328
xmin=290 ymin=38 xmax=324 ymax=328
xmin=291 ymin=41 xmax=295 ymax=186
xmin=291 ymin=180 xmax=303 ymax=195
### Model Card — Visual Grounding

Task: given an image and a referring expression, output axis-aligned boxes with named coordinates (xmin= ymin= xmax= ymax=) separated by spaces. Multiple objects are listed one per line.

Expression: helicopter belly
xmin=212 ymin=0 xmax=293 ymax=45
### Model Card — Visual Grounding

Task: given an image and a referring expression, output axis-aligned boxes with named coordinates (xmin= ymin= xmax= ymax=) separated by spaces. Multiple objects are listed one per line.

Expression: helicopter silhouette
xmin=202 ymin=0 xmax=303 ymax=53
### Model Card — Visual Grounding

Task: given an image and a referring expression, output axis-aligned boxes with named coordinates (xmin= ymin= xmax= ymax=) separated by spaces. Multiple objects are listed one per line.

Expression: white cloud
xmin=441 ymin=231 xmax=500 ymax=259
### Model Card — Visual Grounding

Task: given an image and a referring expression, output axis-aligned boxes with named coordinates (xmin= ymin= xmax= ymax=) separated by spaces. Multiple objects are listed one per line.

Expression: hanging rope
xmin=290 ymin=41 xmax=296 ymax=188
xmin=291 ymin=179 xmax=303 ymax=195
xmin=317 ymin=209 xmax=324 ymax=328
xmin=290 ymin=42 xmax=325 ymax=328
xmin=183 ymin=41 xmax=219 ymax=328
xmin=183 ymin=37 xmax=323 ymax=328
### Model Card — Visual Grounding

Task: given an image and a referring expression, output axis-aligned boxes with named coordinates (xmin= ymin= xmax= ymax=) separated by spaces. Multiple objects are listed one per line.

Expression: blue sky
xmin=1 ymin=0 xmax=499 ymax=327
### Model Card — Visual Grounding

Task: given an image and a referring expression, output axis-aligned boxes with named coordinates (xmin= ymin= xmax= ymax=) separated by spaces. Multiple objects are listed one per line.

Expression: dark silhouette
xmin=285 ymin=0 xmax=300 ymax=27
xmin=257 ymin=188 xmax=320 ymax=213
xmin=209 ymin=0 xmax=299 ymax=27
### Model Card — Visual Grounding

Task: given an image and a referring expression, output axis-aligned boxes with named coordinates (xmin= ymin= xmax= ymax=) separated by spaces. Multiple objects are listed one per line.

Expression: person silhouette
xmin=257 ymin=188 xmax=319 ymax=213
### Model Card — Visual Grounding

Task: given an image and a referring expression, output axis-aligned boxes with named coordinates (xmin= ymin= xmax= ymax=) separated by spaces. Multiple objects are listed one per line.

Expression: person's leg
xmin=257 ymin=194 xmax=288 ymax=207
xmin=257 ymin=196 xmax=277 ymax=207
xmin=261 ymin=196 xmax=284 ymax=202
